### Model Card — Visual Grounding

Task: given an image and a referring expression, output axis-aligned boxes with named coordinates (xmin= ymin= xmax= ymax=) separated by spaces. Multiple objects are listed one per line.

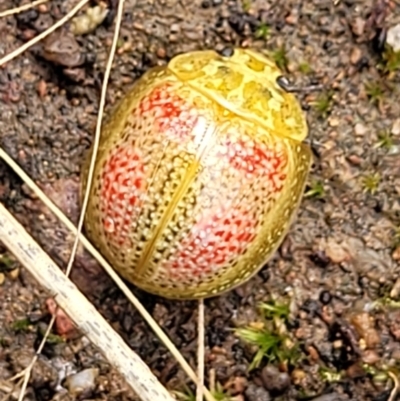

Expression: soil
xmin=1 ymin=0 xmax=400 ymax=400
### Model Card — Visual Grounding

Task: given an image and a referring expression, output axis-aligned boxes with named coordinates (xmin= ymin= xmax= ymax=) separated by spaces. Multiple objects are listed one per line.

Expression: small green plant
xmin=212 ymin=382 xmax=234 ymax=401
xmin=312 ymin=91 xmax=333 ymax=119
xmin=319 ymin=367 xmax=343 ymax=383
xmin=259 ymin=300 xmax=290 ymax=321
xmin=298 ymin=61 xmax=313 ymax=74
xmin=254 ymin=23 xmax=270 ymax=40
xmin=272 ymin=46 xmax=289 ymax=72
xmin=174 ymin=387 xmax=195 ymax=401
xmin=379 ymin=45 xmax=400 ymax=74
xmin=11 ymin=318 xmax=31 ymax=333
xmin=361 ymin=172 xmax=380 ymax=195
xmin=375 ymin=130 xmax=394 ymax=150
xmin=235 ymin=300 xmax=300 ymax=370
xmin=36 ymin=325 xmax=65 ymax=344
xmin=0 ymin=253 xmax=15 ymax=273
xmin=242 ymin=0 xmax=251 ymax=12
xmin=304 ymin=180 xmax=325 ymax=199
xmin=365 ymin=81 xmax=384 ymax=106
xmin=174 ymin=382 xmax=234 ymax=401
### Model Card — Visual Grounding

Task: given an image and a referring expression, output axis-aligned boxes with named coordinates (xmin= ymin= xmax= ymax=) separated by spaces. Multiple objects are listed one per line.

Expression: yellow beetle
xmin=81 ymin=48 xmax=312 ymax=299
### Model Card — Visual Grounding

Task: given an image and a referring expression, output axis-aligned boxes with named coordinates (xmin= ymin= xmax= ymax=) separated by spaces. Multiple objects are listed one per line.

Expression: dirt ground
xmin=1 ymin=0 xmax=400 ymax=400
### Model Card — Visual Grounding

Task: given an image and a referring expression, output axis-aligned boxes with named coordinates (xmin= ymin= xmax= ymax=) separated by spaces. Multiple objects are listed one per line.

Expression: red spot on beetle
xmin=99 ymin=145 xmax=146 ymax=246
xmin=137 ymin=83 xmax=199 ymax=143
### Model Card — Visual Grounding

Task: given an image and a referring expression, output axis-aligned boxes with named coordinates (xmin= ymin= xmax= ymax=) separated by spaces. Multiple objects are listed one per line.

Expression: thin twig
xmin=66 ymin=0 xmax=123 ymax=291
xmin=0 ymin=0 xmax=89 ymax=67
xmin=0 ymin=202 xmax=174 ymax=401
xmin=196 ymin=299 xmax=205 ymax=401
xmin=64 ymin=0 xmax=124 ymax=295
xmin=0 ymin=149 xmax=216 ymax=401
xmin=0 ymin=0 xmax=49 ymax=18
xmin=388 ymin=371 xmax=399 ymax=401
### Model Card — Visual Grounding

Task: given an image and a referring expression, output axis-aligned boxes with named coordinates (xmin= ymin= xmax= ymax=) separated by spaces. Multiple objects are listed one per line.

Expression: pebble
xmin=70 ymin=4 xmax=109 ymax=35
xmin=349 ymin=312 xmax=380 ymax=349
xmin=328 ymin=117 xmax=340 ymax=127
xmin=354 ymin=122 xmax=368 ymax=136
xmin=391 ymin=118 xmax=400 ymax=136
xmin=7 ymin=267 xmax=19 ymax=280
xmin=244 ymin=383 xmax=271 ymax=401
xmin=65 ymin=368 xmax=99 ymax=396
xmin=260 ymin=365 xmax=291 ymax=394
xmin=390 ymin=277 xmax=400 ymax=298
xmin=351 ymin=17 xmax=365 ymax=37
xmin=386 ymin=23 xmax=400 ymax=52
xmin=324 ymin=239 xmax=349 ymax=264
xmin=156 ymin=47 xmax=166 ymax=59
xmin=350 ymin=47 xmax=362 ymax=65
xmin=392 ymin=247 xmax=400 ymax=262
xmin=319 ymin=290 xmax=332 ymax=305
xmin=362 ymin=349 xmax=380 ymax=365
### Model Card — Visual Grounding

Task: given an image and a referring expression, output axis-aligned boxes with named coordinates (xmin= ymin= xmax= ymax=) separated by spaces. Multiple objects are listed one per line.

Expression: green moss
xmin=365 ymin=81 xmax=385 ymax=106
xmin=0 ymin=254 xmax=16 ymax=273
xmin=298 ymin=61 xmax=313 ymax=74
xmin=242 ymin=0 xmax=251 ymax=12
xmin=254 ymin=23 xmax=270 ymax=40
xmin=361 ymin=172 xmax=380 ymax=195
xmin=11 ymin=318 xmax=31 ymax=333
xmin=379 ymin=45 xmax=400 ymax=74
xmin=312 ymin=91 xmax=333 ymax=119
xmin=272 ymin=46 xmax=289 ymax=72
xmin=304 ymin=180 xmax=325 ymax=199
xmin=235 ymin=300 xmax=300 ymax=370
xmin=174 ymin=383 xmax=234 ymax=401
xmin=375 ymin=130 xmax=394 ymax=150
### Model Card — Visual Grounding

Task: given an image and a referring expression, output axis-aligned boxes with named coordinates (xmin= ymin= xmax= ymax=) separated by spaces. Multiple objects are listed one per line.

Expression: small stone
xmin=328 ymin=117 xmax=340 ymax=127
xmin=349 ymin=312 xmax=380 ymax=349
xmin=362 ymin=349 xmax=380 ymax=365
xmin=70 ymin=4 xmax=109 ymax=35
xmin=291 ymin=368 xmax=306 ymax=385
xmin=391 ymin=119 xmax=400 ymax=136
xmin=351 ymin=17 xmax=365 ymax=36
xmin=307 ymin=345 xmax=319 ymax=361
xmin=354 ymin=123 xmax=368 ymax=136
xmin=156 ymin=47 xmax=166 ymax=59
xmin=0 ymin=273 xmax=5 ymax=285
xmin=386 ymin=23 xmax=400 ymax=52
xmin=350 ymin=47 xmax=362 ymax=65
xmin=37 ymin=79 xmax=47 ymax=98
xmin=347 ymin=154 xmax=362 ymax=165
xmin=65 ymin=368 xmax=99 ymax=396
xmin=319 ymin=290 xmax=332 ymax=305
xmin=7 ymin=268 xmax=19 ymax=280
xmin=346 ymin=362 xmax=366 ymax=379
xmin=245 ymin=383 xmax=271 ymax=401
xmin=261 ymin=365 xmax=291 ymax=394
xmin=390 ymin=277 xmax=400 ymax=298
xmin=324 ymin=239 xmax=349 ymax=264
xmin=285 ymin=12 xmax=298 ymax=25
xmin=170 ymin=23 xmax=180 ymax=33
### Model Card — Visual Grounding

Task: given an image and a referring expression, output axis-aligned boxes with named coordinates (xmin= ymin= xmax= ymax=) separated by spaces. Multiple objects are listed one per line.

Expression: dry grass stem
xmin=388 ymin=371 xmax=399 ymax=401
xmin=196 ymin=299 xmax=205 ymax=401
xmin=0 ymin=0 xmax=49 ymax=18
